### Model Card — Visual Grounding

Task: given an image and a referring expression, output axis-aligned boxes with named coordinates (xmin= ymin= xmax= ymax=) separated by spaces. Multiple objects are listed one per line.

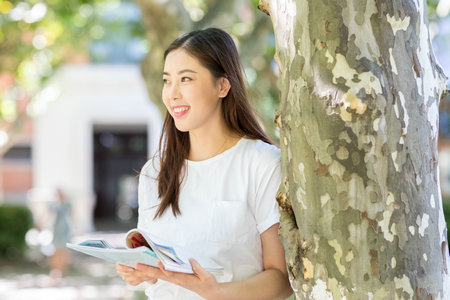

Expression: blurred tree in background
xmin=0 ymin=204 xmax=32 ymax=257
xmin=2 ymin=0 xmax=450 ymax=153
xmin=0 ymin=0 xmax=93 ymax=154
xmin=0 ymin=0 xmax=281 ymax=153
xmin=135 ymin=0 xmax=280 ymax=142
xmin=0 ymin=0 xmax=145 ymax=155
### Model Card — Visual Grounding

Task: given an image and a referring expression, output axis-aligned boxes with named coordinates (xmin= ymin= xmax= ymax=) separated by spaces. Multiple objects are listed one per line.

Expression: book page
xmin=135 ymin=229 xmax=223 ymax=274
xmin=66 ymin=243 xmax=158 ymax=268
xmin=79 ymin=240 xmax=113 ymax=248
xmin=125 ymin=231 xmax=152 ymax=250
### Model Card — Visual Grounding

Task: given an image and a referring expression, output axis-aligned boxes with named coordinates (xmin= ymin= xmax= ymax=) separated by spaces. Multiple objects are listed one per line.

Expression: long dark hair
xmin=155 ymin=28 xmax=272 ymax=218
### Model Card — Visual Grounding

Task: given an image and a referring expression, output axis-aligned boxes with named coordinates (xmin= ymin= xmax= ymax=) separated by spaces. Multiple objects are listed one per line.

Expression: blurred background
xmin=0 ymin=0 xmax=450 ymax=299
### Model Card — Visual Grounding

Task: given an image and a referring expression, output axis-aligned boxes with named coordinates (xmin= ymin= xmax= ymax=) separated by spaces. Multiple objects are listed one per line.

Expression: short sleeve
xmin=251 ymin=157 xmax=282 ymax=234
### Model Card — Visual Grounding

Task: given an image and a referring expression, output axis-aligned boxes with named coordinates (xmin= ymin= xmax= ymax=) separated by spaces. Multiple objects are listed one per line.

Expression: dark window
xmin=2 ymin=146 xmax=32 ymax=160
xmin=93 ymin=124 xmax=148 ymax=231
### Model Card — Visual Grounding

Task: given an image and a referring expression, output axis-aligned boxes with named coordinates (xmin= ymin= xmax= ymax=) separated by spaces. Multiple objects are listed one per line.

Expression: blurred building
xmin=31 ymin=64 xmax=161 ymax=233
xmin=0 ymin=0 xmax=162 ymax=234
xmin=1 ymin=64 xmax=161 ymax=234
xmin=0 ymin=121 xmax=33 ymax=203
xmin=2 ymin=0 xmax=450 ymax=236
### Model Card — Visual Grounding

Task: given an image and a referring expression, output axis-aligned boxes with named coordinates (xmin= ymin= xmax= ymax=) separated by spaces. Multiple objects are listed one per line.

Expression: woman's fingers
xmin=156 ymin=261 xmax=170 ymax=276
xmin=156 ymin=261 xmax=183 ymax=284
xmin=189 ymin=258 xmax=210 ymax=279
xmin=150 ymin=259 xmax=219 ymax=298
xmin=134 ymin=263 xmax=164 ymax=282
xmin=119 ymin=260 xmax=216 ymax=294
xmin=136 ymin=263 xmax=164 ymax=277
xmin=116 ymin=261 xmax=218 ymax=298
xmin=115 ymin=263 xmax=134 ymax=273
xmin=116 ymin=263 xmax=160 ymax=286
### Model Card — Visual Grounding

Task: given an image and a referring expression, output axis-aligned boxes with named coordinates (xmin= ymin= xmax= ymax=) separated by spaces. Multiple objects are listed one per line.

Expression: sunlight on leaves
xmin=182 ymin=0 xmax=207 ymax=21
xmin=0 ymin=1 xmax=13 ymax=14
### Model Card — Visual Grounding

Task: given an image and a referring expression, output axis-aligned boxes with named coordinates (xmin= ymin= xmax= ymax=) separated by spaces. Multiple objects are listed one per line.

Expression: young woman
xmin=116 ymin=28 xmax=292 ymax=300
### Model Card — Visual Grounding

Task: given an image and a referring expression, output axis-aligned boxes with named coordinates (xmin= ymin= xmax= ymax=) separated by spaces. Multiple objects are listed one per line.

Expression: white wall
xmin=31 ymin=64 xmax=162 ymax=233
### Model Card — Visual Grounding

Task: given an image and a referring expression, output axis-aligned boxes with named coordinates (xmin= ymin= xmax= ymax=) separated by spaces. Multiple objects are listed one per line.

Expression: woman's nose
xmin=169 ymin=83 xmax=181 ymax=100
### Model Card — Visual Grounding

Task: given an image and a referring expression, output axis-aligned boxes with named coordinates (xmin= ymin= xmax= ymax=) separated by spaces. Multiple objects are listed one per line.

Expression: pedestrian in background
xmin=49 ymin=188 xmax=73 ymax=281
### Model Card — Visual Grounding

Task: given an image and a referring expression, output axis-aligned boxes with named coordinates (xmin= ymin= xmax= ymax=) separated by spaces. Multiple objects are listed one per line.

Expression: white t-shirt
xmin=137 ymin=137 xmax=281 ymax=299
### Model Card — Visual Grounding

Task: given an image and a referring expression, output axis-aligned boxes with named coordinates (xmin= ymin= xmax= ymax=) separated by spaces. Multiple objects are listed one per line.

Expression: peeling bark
xmin=259 ymin=0 xmax=450 ymax=298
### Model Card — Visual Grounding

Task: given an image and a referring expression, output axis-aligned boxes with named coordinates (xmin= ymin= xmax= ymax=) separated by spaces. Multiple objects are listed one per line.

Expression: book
xmin=66 ymin=228 xmax=223 ymax=275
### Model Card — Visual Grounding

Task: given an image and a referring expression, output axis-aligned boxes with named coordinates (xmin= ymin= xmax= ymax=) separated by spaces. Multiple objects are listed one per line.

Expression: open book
xmin=66 ymin=228 xmax=223 ymax=275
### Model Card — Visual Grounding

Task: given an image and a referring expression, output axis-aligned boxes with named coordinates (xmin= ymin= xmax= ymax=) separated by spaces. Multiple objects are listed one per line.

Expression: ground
xmin=0 ymin=232 xmax=147 ymax=300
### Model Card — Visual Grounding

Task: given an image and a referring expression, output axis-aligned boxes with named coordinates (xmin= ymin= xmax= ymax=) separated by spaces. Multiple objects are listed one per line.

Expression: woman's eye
xmin=163 ymin=78 xmax=169 ymax=84
xmin=181 ymin=77 xmax=191 ymax=82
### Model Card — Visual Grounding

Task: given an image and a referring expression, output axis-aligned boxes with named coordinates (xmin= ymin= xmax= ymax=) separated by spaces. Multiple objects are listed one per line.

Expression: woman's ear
xmin=218 ymin=77 xmax=231 ymax=98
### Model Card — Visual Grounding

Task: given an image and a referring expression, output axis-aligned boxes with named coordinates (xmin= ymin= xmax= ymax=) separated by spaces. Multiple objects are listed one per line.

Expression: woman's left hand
xmin=135 ymin=258 xmax=220 ymax=299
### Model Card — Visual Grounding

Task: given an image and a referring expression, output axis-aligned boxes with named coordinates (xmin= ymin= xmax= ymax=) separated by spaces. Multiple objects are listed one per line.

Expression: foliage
xmin=428 ymin=0 xmax=440 ymax=20
xmin=0 ymin=204 xmax=33 ymax=257
xmin=136 ymin=0 xmax=281 ymax=142
xmin=0 ymin=0 xmax=94 ymax=147
xmin=1 ymin=0 xmax=448 ymax=149
xmin=0 ymin=0 xmax=145 ymax=154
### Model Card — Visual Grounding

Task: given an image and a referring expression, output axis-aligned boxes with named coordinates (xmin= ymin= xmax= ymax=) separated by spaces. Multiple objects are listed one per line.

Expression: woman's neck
xmin=188 ymin=128 xmax=241 ymax=161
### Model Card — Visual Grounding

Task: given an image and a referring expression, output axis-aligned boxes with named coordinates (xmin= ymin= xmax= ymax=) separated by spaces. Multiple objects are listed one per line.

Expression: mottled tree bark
xmin=259 ymin=0 xmax=450 ymax=298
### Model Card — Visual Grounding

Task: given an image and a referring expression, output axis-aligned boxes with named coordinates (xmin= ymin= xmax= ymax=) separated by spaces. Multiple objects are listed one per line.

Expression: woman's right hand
xmin=115 ymin=263 xmax=158 ymax=286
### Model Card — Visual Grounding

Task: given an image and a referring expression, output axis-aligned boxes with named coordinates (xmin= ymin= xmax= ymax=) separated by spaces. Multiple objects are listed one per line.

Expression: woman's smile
xmin=172 ymin=105 xmax=191 ymax=118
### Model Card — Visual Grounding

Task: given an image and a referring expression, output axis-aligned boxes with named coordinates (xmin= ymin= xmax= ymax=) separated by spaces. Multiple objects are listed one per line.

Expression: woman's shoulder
xmin=140 ymin=156 xmax=160 ymax=178
xmin=241 ymin=138 xmax=280 ymax=164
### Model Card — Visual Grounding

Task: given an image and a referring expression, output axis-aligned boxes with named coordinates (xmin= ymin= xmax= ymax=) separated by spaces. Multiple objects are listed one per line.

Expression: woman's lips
xmin=172 ymin=105 xmax=190 ymax=118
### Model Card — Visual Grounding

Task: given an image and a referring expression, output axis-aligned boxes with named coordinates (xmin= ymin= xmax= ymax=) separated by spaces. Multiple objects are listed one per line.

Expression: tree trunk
xmin=259 ymin=0 xmax=450 ymax=298
xmin=134 ymin=0 xmax=188 ymax=114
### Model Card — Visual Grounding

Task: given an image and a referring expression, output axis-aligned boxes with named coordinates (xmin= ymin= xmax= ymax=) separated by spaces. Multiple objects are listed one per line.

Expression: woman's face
xmin=162 ymin=49 xmax=230 ymax=133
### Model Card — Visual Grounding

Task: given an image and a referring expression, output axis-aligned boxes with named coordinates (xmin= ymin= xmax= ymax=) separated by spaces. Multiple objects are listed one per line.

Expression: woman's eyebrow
xmin=162 ymin=69 xmax=197 ymax=76
xmin=178 ymin=69 xmax=197 ymax=74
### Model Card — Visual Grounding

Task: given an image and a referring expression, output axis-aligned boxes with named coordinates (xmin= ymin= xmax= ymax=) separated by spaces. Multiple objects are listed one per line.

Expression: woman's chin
xmin=174 ymin=123 xmax=190 ymax=133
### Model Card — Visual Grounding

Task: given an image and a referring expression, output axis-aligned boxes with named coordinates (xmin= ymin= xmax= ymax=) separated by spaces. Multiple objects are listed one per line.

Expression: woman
xmin=116 ymin=28 xmax=292 ymax=300
xmin=49 ymin=188 xmax=73 ymax=280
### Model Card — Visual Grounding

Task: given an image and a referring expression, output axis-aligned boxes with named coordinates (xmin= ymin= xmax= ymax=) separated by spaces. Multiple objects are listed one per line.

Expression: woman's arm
xmin=134 ymin=223 xmax=293 ymax=300
xmin=213 ymin=223 xmax=292 ymax=300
